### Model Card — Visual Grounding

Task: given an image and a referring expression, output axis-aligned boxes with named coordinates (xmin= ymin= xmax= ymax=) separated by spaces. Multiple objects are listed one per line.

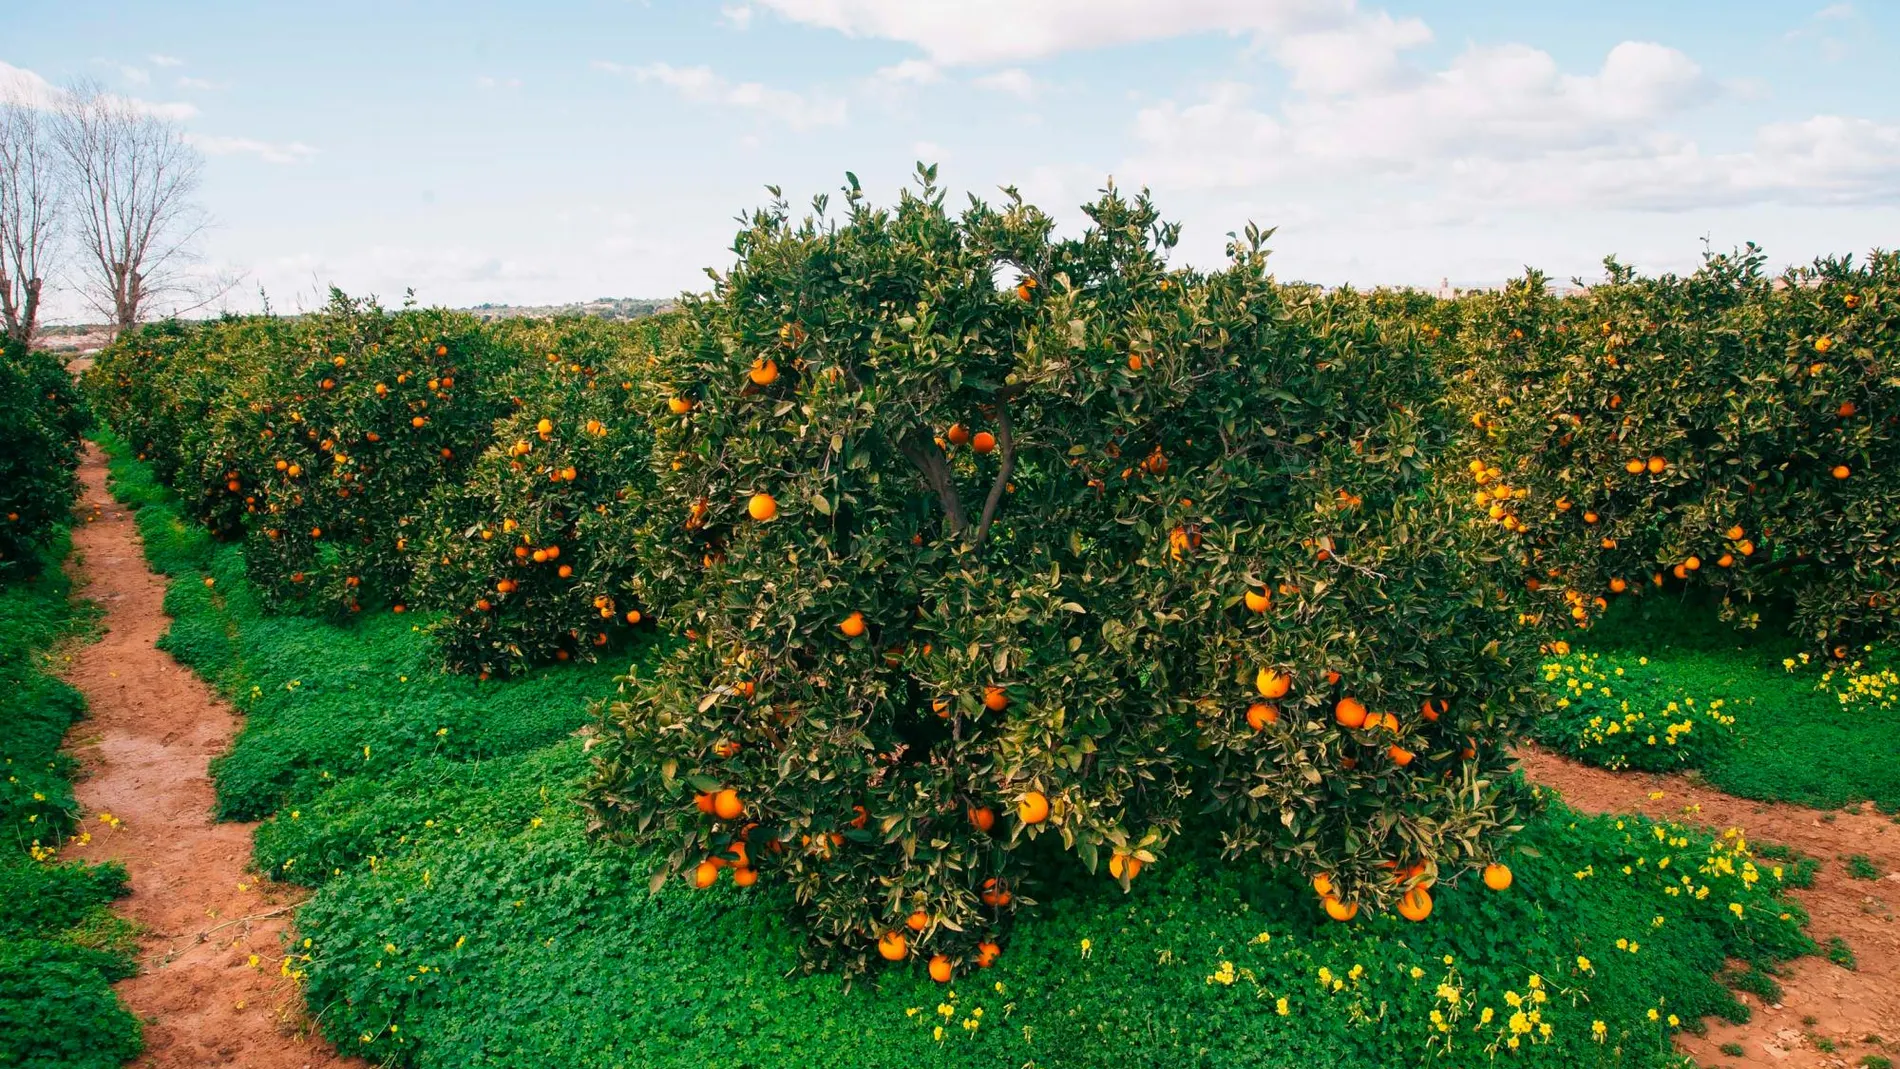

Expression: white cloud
xmin=0 ymin=61 xmax=198 ymax=120
xmin=598 ymin=60 xmax=847 ymax=130
xmin=119 ymin=66 xmax=151 ymax=85
xmin=177 ymin=76 xmax=221 ymax=90
xmin=477 ymin=75 xmax=523 ymax=89
xmin=720 ymin=5 xmax=754 ymax=29
xmin=972 ymin=68 xmax=1036 ymax=99
xmin=149 ymin=54 xmax=185 ymax=67
xmin=754 ymin=0 xmax=1367 ymax=65
xmin=873 ymin=59 xmax=942 ymax=86
xmin=1815 ymin=3 xmax=1854 ymax=18
xmin=185 ymin=133 xmax=319 ymax=165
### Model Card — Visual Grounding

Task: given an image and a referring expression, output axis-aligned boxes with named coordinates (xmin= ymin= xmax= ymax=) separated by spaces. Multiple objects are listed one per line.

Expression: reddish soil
xmin=1520 ymin=746 xmax=1900 ymax=1068
xmin=59 ymin=442 xmax=361 ymax=1069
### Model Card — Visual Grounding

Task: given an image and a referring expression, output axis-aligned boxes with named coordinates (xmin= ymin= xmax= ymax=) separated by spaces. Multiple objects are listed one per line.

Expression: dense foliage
xmin=1449 ymin=251 xmax=1900 ymax=650
xmin=580 ymin=175 xmax=1542 ymax=975
xmin=0 ymin=339 xmax=87 ymax=580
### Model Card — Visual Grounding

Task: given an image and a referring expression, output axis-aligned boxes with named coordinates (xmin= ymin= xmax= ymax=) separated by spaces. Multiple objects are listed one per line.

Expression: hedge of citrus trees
xmin=0 ymin=337 xmax=87 ymax=580
xmin=1447 ymin=249 xmax=1899 ymax=650
xmin=577 ymin=174 xmax=1542 ymax=978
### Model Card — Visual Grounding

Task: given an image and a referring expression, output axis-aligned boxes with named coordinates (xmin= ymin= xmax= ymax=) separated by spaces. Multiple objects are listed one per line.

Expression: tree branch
xmin=972 ymin=401 xmax=1015 ymax=547
xmin=897 ymin=429 xmax=969 ymax=535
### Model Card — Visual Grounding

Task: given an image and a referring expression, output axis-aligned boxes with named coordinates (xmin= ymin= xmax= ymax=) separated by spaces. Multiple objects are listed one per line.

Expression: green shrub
xmin=0 ymin=339 xmax=87 ymax=581
xmin=583 ymin=175 xmax=1545 ymax=975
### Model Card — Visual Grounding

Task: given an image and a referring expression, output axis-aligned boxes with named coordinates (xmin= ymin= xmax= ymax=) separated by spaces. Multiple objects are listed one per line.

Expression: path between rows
xmin=43 ymin=438 xmax=1895 ymax=1068
xmin=59 ymin=442 xmax=361 ymax=1069
xmin=1520 ymin=746 xmax=1900 ymax=1068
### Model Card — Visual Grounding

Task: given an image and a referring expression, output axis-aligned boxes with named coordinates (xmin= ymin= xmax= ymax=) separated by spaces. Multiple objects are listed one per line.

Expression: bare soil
xmin=1520 ymin=746 xmax=1900 ymax=1068
xmin=59 ymin=442 xmax=361 ymax=1069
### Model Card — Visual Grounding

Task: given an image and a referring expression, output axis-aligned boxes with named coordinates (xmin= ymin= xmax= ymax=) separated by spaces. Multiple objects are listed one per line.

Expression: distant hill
xmin=463 ymin=297 xmax=674 ymax=321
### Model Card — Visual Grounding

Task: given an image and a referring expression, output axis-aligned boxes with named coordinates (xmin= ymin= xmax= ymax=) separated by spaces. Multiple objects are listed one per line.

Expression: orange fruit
xmin=1246 ymin=702 xmax=1279 ymax=730
xmin=1717 ymin=553 xmax=1734 ymax=568
xmin=877 ymin=930 xmax=908 ymax=961
xmin=1334 ymin=696 xmax=1368 ymax=729
xmin=1624 ymin=458 xmax=1644 ymax=474
xmin=713 ymin=789 xmax=744 ymax=821
xmin=1255 ymin=668 xmax=1291 ymax=699
xmin=1736 ymin=539 xmax=1755 ymax=557
xmin=1017 ymin=790 xmax=1050 ymax=824
xmin=975 ymin=941 xmax=1001 ymax=967
xmin=1647 ymin=456 xmax=1666 ymax=474
xmin=1421 ymin=698 xmax=1446 ymax=722
xmin=946 ymin=423 xmax=970 ymax=446
xmin=1832 ymin=465 xmax=1850 ymax=480
xmin=1127 ymin=353 xmax=1143 ymax=372
xmin=839 ymin=611 xmax=866 ymax=638
xmin=692 ymin=860 xmax=719 ymax=888
xmin=694 ymin=792 xmax=716 ymax=814
xmin=1482 ymin=863 xmax=1513 ymax=891
xmin=668 ymin=396 xmax=694 ymax=414
xmin=1388 ymin=744 xmax=1415 ymax=767
xmin=983 ymin=685 xmax=1009 ymax=711
xmin=1396 ymin=886 xmax=1433 ymax=921
xmin=749 ymin=358 xmax=779 ymax=385
xmin=1838 ymin=401 xmax=1858 ymax=418
xmin=732 ymin=866 xmax=758 ymax=887
xmin=1582 ymin=511 xmax=1599 ymax=525
xmin=1244 ymin=588 xmax=1271 ymax=613
xmin=928 ymin=954 xmax=953 ymax=983
xmin=1312 ymin=873 xmax=1335 ymax=897
xmin=968 ymin=806 xmax=995 ymax=833
xmin=980 ymin=878 xmax=1012 ymax=907
xmin=1609 ymin=577 xmax=1627 ymax=593
xmin=1725 ymin=525 xmax=1745 ymax=540
xmin=748 ymin=493 xmax=778 ymax=521
xmin=906 ymin=910 xmax=929 ymax=933
xmin=972 ymin=431 xmax=997 ymax=454
xmin=1108 ymin=853 xmax=1142 ymax=881
xmin=1322 ymin=896 xmax=1359 ymax=922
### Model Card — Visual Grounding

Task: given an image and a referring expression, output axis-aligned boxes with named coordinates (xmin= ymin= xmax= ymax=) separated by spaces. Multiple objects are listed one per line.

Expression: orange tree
xmin=1448 ymin=249 xmax=1900 ymax=648
xmin=0 ymin=338 xmax=88 ymax=579
xmin=414 ymin=315 xmax=675 ymax=675
xmin=582 ymin=172 xmax=1541 ymax=978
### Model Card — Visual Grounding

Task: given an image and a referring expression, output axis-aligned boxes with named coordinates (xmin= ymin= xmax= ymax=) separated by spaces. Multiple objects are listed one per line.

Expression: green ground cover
xmin=0 ymin=534 xmax=142 ymax=1069
xmin=1535 ymin=594 xmax=1900 ymax=811
xmin=96 ymin=433 xmax=1824 ymax=1069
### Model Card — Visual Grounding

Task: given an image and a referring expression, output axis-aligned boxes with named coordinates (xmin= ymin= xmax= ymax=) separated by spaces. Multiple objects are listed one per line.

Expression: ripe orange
xmin=1017 ymin=790 xmax=1050 ymax=824
xmin=1322 ymin=896 xmax=1359 ymax=922
xmin=668 ymin=397 xmax=694 ymax=414
xmin=972 ymin=431 xmax=997 ymax=454
xmin=877 ymin=930 xmax=908 ymax=961
xmin=1482 ymin=863 xmax=1513 ymax=891
xmin=1717 ymin=553 xmax=1734 ymax=568
xmin=1255 ymin=668 xmax=1291 ymax=699
xmin=1838 ymin=401 xmax=1858 ymax=418
xmin=1334 ymin=696 xmax=1368 ymax=729
xmin=1609 ymin=577 xmax=1627 ymax=594
xmin=1127 ymin=353 xmax=1143 ymax=372
xmin=1108 ymin=853 xmax=1142 ymax=881
xmin=968 ymin=806 xmax=995 ymax=833
xmin=1832 ymin=464 xmax=1850 ymax=480
xmin=976 ymin=941 xmax=1001 ymax=967
xmin=1246 ymin=702 xmax=1279 ymax=730
xmin=748 ymin=492 xmax=778 ymax=521
xmin=1312 ymin=873 xmax=1335 ymax=897
xmin=1244 ymin=588 xmax=1271 ymax=613
xmin=749 ymin=358 xmax=779 ymax=385
xmin=1647 ymin=456 xmax=1666 ymax=474
xmin=1388 ymin=744 xmax=1416 ymax=767
xmin=692 ymin=860 xmax=719 ymax=888
xmin=1396 ymin=886 xmax=1433 ymax=921
xmin=1624 ymin=459 xmax=1644 ymax=474
xmin=713 ymin=789 xmax=744 ymax=821
xmin=928 ymin=954 xmax=953 ymax=983
xmin=1815 ymin=335 xmax=1834 ymax=353
xmin=946 ymin=423 xmax=970 ymax=446
xmin=980 ymin=878 xmax=1012 ymax=907
xmin=840 ymin=611 xmax=866 ymax=637
xmin=983 ymin=685 xmax=1009 ymax=711
xmin=732 ymin=866 xmax=758 ymax=887
xmin=1582 ymin=511 xmax=1599 ymax=525
xmin=906 ymin=910 xmax=929 ymax=933
xmin=1421 ymin=698 xmax=1446 ymax=722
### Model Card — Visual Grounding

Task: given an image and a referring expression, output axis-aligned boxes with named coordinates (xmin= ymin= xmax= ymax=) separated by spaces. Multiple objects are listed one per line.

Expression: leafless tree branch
xmin=0 ymin=100 xmax=59 ymax=346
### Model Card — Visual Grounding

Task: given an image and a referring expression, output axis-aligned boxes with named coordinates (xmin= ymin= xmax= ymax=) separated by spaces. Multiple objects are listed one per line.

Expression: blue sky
xmin=7 ymin=1 xmax=1899 ymax=320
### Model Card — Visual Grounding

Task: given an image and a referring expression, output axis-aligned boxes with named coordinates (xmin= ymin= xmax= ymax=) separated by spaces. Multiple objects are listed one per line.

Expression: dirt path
xmin=59 ymin=442 xmax=359 ymax=1069
xmin=1521 ymin=746 xmax=1900 ymax=1068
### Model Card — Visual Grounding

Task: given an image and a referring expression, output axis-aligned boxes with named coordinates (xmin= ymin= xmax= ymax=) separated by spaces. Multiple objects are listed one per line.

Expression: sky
xmin=6 ymin=0 xmax=1899 ymax=322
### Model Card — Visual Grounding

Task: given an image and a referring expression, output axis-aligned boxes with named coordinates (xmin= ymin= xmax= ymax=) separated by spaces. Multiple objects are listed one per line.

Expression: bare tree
xmin=51 ymin=80 xmax=213 ymax=330
xmin=0 ymin=100 xmax=59 ymax=347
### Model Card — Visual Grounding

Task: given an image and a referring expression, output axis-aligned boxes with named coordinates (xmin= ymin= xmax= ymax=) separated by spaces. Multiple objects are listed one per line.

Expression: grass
xmin=1543 ymin=594 xmax=1900 ymax=812
xmin=0 ymin=531 xmax=143 ymax=1069
xmin=102 ymin=434 xmax=1823 ymax=1069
